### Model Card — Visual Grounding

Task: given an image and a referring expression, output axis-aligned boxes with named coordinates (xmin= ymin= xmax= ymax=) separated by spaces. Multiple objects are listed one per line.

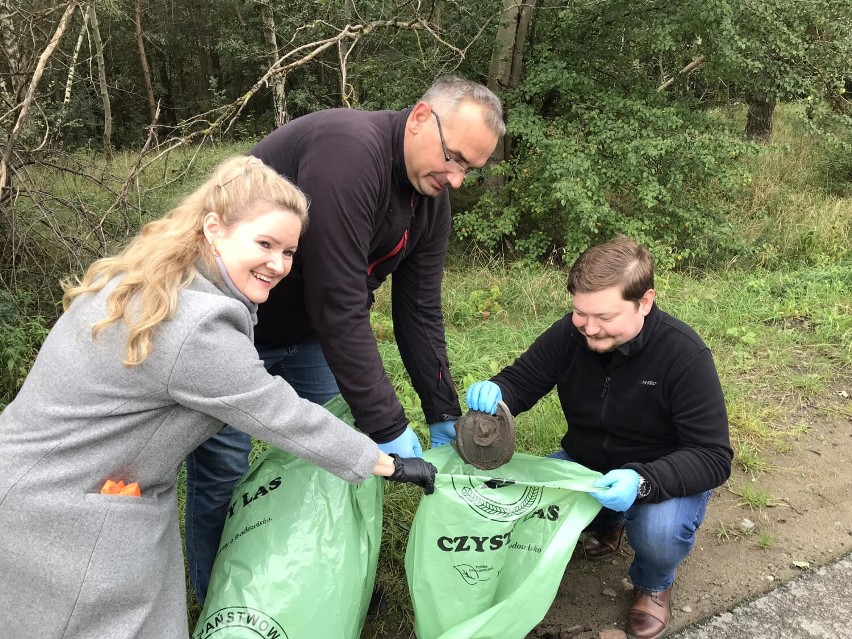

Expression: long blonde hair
xmin=63 ymin=156 xmax=309 ymax=366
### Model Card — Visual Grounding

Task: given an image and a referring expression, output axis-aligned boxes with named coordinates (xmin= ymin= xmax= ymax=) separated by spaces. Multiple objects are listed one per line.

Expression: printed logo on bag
xmin=438 ymin=532 xmax=512 ymax=553
xmin=451 ymin=476 xmax=543 ymax=522
xmin=453 ymin=563 xmax=496 ymax=585
xmin=226 ymin=476 xmax=282 ymax=520
xmin=193 ymin=606 xmax=288 ymax=638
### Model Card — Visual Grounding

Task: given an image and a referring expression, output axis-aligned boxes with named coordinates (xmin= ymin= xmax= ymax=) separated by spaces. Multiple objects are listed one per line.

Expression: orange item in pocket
xmin=100 ymin=479 xmax=141 ymax=497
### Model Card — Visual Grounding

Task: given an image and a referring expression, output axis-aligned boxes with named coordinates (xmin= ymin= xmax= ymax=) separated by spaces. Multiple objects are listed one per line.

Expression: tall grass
xmin=727 ymin=104 xmax=852 ymax=268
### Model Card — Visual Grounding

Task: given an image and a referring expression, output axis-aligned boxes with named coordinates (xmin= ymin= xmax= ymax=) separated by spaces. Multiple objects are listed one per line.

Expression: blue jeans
xmin=549 ymin=449 xmax=711 ymax=592
xmin=184 ymin=338 xmax=339 ymax=603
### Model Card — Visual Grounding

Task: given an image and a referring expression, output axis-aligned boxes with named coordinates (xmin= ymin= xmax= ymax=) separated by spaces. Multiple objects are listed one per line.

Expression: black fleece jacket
xmin=249 ymin=108 xmax=460 ymax=442
xmin=492 ymin=304 xmax=731 ymax=503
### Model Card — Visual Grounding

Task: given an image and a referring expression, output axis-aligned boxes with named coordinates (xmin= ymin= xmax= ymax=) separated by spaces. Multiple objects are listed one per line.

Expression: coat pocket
xmin=63 ymin=493 xmax=186 ymax=639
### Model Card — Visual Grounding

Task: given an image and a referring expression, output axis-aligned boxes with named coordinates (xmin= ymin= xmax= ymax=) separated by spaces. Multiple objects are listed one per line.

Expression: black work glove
xmin=388 ymin=454 xmax=437 ymax=495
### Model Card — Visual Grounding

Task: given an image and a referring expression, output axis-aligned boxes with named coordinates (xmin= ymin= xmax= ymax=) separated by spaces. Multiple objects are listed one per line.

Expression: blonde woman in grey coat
xmin=0 ymin=156 xmax=435 ymax=639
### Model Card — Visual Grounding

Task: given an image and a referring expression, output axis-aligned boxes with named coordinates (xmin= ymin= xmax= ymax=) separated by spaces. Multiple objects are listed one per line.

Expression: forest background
xmin=1 ymin=0 xmax=851 ymax=636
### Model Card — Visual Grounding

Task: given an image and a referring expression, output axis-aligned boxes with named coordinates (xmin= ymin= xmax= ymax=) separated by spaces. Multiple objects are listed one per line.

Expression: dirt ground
xmin=365 ymin=383 xmax=852 ymax=639
xmin=529 ymin=385 xmax=852 ymax=639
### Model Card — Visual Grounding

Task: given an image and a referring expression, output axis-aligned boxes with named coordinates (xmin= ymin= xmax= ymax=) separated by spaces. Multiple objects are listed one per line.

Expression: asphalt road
xmin=670 ymin=552 xmax=852 ymax=639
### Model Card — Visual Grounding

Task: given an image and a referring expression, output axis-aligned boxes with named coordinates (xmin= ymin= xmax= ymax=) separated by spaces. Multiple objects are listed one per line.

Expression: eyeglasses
xmin=432 ymin=111 xmax=472 ymax=175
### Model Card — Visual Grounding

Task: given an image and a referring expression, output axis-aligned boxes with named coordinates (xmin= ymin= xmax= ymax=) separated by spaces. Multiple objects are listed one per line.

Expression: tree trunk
xmin=188 ymin=0 xmax=212 ymax=95
xmin=0 ymin=0 xmax=78 ymax=196
xmin=88 ymin=1 xmax=112 ymax=161
xmin=0 ymin=0 xmax=23 ymax=100
xmin=430 ymin=0 xmax=444 ymax=36
xmin=174 ymin=46 xmax=186 ymax=121
xmin=156 ymin=56 xmax=177 ymax=128
xmin=487 ymin=0 xmax=537 ymax=163
xmin=258 ymin=0 xmax=287 ymax=126
xmin=337 ymin=0 xmax=356 ymax=108
xmin=746 ymin=92 xmax=776 ymax=141
xmin=56 ymin=5 xmax=90 ymax=138
xmin=134 ymin=0 xmax=157 ymax=127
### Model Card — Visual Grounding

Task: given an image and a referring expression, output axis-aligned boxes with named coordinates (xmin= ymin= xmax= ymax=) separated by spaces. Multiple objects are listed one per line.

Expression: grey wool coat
xmin=0 ymin=265 xmax=381 ymax=639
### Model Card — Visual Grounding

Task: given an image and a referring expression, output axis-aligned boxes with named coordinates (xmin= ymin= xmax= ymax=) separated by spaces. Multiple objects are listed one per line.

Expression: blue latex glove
xmin=377 ymin=425 xmax=423 ymax=458
xmin=428 ymin=420 xmax=457 ymax=448
xmin=465 ymin=381 xmax=502 ymax=414
xmin=589 ymin=469 xmax=641 ymax=512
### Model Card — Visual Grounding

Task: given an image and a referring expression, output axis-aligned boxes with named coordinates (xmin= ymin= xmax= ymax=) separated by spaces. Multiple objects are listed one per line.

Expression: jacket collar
xmin=195 ymin=256 xmax=259 ymax=325
xmin=391 ymin=107 xmax=416 ymax=197
xmin=614 ymin=302 xmax=661 ymax=358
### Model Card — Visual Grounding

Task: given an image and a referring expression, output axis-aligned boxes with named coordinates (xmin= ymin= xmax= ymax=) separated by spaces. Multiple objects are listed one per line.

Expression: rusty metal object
xmin=451 ymin=401 xmax=516 ymax=470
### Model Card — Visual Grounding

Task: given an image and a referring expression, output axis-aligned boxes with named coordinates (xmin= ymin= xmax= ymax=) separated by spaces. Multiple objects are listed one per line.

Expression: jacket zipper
xmin=367 ymin=194 xmax=415 ymax=278
xmin=600 ymin=375 xmax=611 ymax=464
xmin=367 ymin=229 xmax=408 ymax=277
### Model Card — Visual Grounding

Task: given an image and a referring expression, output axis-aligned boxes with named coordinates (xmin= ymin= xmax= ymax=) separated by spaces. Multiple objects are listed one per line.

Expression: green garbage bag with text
xmin=192 ymin=395 xmax=383 ymax=639
xmin=405 ymin=446 xmax=602 ymax=639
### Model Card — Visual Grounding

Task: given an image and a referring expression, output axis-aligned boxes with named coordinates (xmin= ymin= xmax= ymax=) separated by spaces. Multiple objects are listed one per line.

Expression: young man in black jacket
xmin=467 ymin=236 xmax=731 ymax=639
xmin=185 ymin=77 xmax=503 ymax=603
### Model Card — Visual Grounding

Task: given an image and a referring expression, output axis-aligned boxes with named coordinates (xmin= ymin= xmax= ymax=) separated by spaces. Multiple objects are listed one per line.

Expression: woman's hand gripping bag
xmin=405 ymin=445 xmax=602 ymax=639
xmin=193 ymin=395 xmax=383 ymax=639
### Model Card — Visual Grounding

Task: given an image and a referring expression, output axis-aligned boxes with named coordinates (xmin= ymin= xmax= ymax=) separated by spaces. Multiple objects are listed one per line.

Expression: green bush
xmin=0 ymin=291 xmax=50 ymax=408
xmin=456 ymin=82 xmax=756 ymax=269
xmin=454 ymin=0 xmax=767 ymax=272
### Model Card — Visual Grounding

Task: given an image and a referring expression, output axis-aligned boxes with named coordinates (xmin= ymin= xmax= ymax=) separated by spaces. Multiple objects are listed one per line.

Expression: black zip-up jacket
xmin=249 ymin=108 xmax=460 ymax=442
xmin=492 ymin=304 xmax=731 ymax=503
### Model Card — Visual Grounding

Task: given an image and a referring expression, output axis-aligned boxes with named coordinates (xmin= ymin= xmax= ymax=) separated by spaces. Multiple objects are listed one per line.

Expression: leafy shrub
xmin=456 ymin=66 xmax=757 ymax=269
xmin=0 ymin=291 xmax=50 ymax=409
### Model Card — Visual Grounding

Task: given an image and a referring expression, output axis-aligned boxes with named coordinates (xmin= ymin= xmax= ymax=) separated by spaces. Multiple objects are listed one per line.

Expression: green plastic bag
xmin=405 ymin=446 xmax=602 ymax=639
xmin=192 ymin=395 xmax=383 ymax=639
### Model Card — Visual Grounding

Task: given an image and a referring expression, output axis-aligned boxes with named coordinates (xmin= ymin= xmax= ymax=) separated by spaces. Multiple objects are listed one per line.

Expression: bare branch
xmin=0 ymin=0 xmax=79 ymax=195
xmin=657 ymin=55 xmax=706 ymax=92
xmin=141 ymin=17 xmax=444 ymax=168
xmin=2 ymin=8 xmax=494 ymax=308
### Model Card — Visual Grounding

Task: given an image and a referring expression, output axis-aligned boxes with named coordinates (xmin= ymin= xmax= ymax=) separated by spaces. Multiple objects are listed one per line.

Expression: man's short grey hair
xmin=420 ymin=76 xmax=505 ymax=137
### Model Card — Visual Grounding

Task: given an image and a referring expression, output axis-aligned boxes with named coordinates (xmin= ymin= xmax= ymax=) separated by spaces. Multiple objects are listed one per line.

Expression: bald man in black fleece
xmin=184 ymin=76 xmax=503 ymax=604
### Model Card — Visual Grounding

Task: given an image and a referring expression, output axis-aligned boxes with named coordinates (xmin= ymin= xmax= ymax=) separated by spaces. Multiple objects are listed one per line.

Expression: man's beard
xmin=584 ymin=334 xmax=616 ymax=353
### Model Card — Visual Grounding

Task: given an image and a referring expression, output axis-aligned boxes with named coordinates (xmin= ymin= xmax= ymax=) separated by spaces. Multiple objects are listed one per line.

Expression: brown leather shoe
xmin=582 ymin=522 xmax=625 ymax=560
xmin=626 ymin=586 xmax=672 ymax=639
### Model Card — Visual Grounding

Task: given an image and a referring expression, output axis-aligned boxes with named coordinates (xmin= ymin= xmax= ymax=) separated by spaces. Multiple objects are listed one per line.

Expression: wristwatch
xmin=637 ymin=475 xmax=651 ymax=499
